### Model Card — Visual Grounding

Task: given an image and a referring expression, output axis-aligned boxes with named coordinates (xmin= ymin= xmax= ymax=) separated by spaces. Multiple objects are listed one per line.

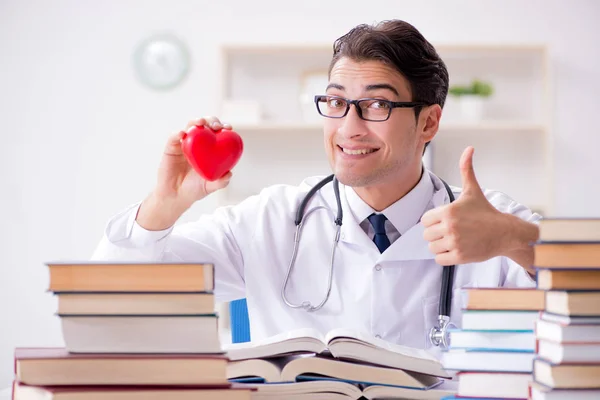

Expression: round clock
xmin=133 ymin=33 xmax=190 ymax=90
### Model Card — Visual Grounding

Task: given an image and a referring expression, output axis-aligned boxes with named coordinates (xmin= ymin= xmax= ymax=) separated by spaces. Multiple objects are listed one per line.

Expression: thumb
xmin=459 ymin=146 xmax=483 ymax=197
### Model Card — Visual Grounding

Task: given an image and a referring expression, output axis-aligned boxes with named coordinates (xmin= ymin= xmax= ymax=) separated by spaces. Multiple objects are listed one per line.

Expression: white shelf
xmin=233 ymin=122 xmax=323 ymax=132
xmin=440 ymin=121 xmax=547 ymax=132
xmin=229 ymin=121 xmax=545 ymax=134
xmin=218 ymin=41 xmax=554 ymax=214
xmin=221 ymin=43 xmax=547 ymax=53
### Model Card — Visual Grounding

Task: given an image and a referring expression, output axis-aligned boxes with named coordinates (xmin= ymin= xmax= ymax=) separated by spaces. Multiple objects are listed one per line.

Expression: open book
xmin=240 ymin=379 xmax=456 ymax=400
xmin=225 ymin=328 xmax=450 ymax=378
xmin=227 ymin=354 xmax=442 ymax=389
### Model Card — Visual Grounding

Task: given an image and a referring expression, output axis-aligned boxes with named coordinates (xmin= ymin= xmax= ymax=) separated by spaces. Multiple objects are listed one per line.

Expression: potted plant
xmin=448 ymin=79 xmax=494 ymax=122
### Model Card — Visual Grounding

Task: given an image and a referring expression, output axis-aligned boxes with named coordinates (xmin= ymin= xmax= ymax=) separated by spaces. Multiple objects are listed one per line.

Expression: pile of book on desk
xmin=224 ymin=327 xmax=457 ymax=399
xmin=529 ymin=218 xmax=600 ymax=399
xmin=11 ymin=261 xmax=254 ymax=399
xmin=9 ymin=260 xmax=460 ymax=400
xmin=440 ymin=287 xmax=545 ymax=399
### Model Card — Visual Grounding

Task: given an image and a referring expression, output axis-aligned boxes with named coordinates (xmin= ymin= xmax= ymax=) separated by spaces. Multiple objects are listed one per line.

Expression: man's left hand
xmin=421 ymin=146 xmax=507 ymax=266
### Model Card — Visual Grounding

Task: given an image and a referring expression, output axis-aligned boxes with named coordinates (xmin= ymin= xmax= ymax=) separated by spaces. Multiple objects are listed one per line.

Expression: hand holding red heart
xmin=421 ymin=146 xmax=507 ymax=266
xmin=136 ymin=117 xmax=242 ymax=231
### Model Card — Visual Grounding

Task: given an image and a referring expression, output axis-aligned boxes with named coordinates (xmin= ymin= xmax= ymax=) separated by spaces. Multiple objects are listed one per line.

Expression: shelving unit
xmin=216 ymin=43 xmax=553 ymax=216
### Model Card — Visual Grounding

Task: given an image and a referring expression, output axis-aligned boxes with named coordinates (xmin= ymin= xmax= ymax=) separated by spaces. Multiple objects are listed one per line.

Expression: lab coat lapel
xmin=379 ymin=179 xmax=452 ymax=263
xmin=339 ymin=212 xmax=377 ymax=249
xmin=337 ymin=185 xmax=380 ymax=249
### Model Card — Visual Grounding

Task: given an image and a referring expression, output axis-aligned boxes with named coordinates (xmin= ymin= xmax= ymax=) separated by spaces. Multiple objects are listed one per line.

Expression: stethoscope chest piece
xmin=429 ymin=315 xmax=456 ymax=349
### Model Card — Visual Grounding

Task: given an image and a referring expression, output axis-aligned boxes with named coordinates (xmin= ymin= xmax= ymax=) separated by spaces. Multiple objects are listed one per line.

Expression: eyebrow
xmin=365 ymin=84 xmax=399 ymax=97
xmin=325 ymin=83 xmax=400 ymax=97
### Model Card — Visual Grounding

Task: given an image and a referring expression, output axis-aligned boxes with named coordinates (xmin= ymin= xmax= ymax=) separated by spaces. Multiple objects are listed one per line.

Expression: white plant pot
xmin=458 ymin=95 xmax=486 ymax=122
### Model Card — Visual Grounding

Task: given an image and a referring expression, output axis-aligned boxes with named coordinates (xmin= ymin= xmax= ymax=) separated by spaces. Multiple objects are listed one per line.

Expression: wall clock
xmin=133 ymin=33 xmax=190 ymax=90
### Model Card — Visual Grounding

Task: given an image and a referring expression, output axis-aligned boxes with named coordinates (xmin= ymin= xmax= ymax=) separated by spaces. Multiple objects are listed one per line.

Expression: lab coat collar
xmin=339 ymin=170 xmax=455 ymax=261
xmin=344 ymin=167 xmax=434 ymax=237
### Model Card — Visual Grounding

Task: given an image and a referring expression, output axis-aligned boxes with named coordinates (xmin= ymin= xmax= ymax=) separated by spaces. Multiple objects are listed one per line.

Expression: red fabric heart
xmin=181 ymin=125 xmax=244 ymax=181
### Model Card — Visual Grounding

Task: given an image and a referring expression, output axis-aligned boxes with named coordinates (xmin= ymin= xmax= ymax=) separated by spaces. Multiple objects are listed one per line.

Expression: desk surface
xmin=0 ymin=387 xmax=10 ymax=400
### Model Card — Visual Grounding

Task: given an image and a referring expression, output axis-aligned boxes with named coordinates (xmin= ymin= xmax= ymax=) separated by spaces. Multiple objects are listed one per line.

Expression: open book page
xmin=242 ymin=379 xmax=362 ymax=399
xmin=225 ymin=328 xmax=327 ymax=361
xmin=229 ymin=354 xmax=441 ymax=389
xmin=281 ymin=355 xmax=441 ymax=389
xmin=324 ymin=328 xmax=450 ymax=378
xmin=227 ymin=356 xmax=301 ymax=383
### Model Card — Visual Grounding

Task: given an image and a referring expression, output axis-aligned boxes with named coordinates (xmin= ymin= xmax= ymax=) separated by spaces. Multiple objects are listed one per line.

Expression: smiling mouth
xmin=338 ymin=145 xmax=379 ymax=155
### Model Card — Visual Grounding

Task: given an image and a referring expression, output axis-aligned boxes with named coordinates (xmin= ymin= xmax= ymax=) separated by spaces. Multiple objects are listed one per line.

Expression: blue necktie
xmin=368 ymin=213 xmax=391 ymax=253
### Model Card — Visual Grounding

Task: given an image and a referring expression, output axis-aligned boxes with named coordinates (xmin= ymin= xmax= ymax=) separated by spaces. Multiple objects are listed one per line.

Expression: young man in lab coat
xmin=92 ymin=20 xmax=540 ymax=351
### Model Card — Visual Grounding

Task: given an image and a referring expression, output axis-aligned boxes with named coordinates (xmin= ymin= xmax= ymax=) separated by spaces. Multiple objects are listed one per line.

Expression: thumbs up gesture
xmin=421 ymin=146 xmax=505 ymax=266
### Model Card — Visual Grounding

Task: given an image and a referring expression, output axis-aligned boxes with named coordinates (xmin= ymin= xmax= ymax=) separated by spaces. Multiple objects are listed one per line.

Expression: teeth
xmin=342 ymin=148 xmax=376 ymax=155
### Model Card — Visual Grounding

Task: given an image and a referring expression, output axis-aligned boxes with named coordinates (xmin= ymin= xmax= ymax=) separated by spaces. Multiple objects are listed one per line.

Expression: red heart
xmin=181 ymin=125 xmax=244 ymax=181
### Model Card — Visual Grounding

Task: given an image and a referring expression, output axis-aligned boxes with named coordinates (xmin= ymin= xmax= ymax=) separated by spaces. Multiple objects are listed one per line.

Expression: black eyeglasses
xmin=314 ymin=95 xmax=427 ymax=122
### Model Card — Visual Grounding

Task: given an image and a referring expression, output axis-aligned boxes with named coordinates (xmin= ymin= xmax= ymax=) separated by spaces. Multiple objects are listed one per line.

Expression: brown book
xmin=46 ymin=261 xmax=214 ymax=292
xmin=12 ymin=382 xmax=254 ymax=400
xmin=57 ymin=292 xmax=215 ymax=315
xmin=537 ymin=269 xmax=600 ymax=290
xmin=462 ymin=288 xmax=545 ymax=311
xmin=546 ymin=291 xmax=600 ymax=316
xmin=538 ymin=218 xmax=600 ymax=242
xmin=533 ymin=358 xmax=600 ymax=389
xmin=14 ymin=348 xmax=228 ymax=386
xmin=534 ymin=243 xmax=600 ymax=268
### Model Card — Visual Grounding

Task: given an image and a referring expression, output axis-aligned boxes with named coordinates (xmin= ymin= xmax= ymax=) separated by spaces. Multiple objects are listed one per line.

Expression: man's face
xmin=323 ymin=57 xmax=429 ymax=188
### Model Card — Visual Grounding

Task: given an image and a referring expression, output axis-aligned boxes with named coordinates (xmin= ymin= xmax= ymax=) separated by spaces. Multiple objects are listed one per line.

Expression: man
xmin=92 ymin=20 xmax=540 ymax=352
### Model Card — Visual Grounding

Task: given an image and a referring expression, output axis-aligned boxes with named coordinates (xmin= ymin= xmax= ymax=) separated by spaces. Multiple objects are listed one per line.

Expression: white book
xmin=458 ymin=372 xmax=531 ymax=399
xmin=538 ymin=340 xmax=600 ymax=363
xmin=462 ymin=310 xmax=539 ymax=331
xmin=61 ymin=315 xmax=221 ymax=353
xmin=541 ymin=312 xmax=600 ymax=325
xmin=449 ymin=330 xmax=535 ymax=351
xmin=536 ymin=318 xmax=600 ymax=343
xmin=441 ymin=350 xmax=535 ymax=372
xmin=530 ymin=381 xmax=600 ymax=400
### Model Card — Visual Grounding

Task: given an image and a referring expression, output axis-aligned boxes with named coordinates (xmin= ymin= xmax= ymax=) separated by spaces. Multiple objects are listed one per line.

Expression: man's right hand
xmin=136 ymin=116 xmax=233 ymax=231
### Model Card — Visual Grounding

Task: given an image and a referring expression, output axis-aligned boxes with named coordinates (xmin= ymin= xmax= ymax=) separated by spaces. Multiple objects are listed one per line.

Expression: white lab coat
xmin=92 ymin=169 xmax=538 ymax=356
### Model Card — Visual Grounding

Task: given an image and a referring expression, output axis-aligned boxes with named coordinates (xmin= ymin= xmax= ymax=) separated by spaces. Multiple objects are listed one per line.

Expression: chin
xmin=334 ymin=170 xmax=380 ymax=188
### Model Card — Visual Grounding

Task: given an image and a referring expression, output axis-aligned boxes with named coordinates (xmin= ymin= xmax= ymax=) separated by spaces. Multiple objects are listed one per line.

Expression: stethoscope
xmin=280 ymin=173 xmax=457 ymax=349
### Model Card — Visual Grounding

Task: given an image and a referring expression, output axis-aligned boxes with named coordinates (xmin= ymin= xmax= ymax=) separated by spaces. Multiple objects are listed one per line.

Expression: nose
xmin=337 ymin=103 xmax=367 ymax=140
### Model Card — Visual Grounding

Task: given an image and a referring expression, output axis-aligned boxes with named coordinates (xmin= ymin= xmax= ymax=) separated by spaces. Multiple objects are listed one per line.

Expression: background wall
xmin=1 ymin=0 xmax=599 ymax=389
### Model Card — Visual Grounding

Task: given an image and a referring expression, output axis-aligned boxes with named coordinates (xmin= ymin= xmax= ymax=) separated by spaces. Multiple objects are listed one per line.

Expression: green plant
xmin=449 ymin=79 xmax=494 ymax=97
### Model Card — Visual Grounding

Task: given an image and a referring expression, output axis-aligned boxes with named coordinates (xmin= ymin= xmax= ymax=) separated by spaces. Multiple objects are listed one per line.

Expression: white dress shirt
xmin=91 ymin=169 xmax=538 ymax=354
xmin=355 ymin=168 xmax=434 ymax=244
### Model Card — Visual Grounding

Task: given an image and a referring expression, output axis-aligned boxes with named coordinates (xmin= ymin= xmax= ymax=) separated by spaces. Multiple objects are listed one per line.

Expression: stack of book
xmin=530 ymin=218 xmax=600 ymax=399
xmin=440 ymin=288 xmax=545 ymax=399
xmin=11 ymin=261 xmax=254 ymax=399
xmin=224 ymin=328 xmax=458 ymax=399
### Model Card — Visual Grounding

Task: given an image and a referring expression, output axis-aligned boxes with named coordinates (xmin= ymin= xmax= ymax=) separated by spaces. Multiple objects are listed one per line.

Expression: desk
xmin=0 ymin=387 xmax=10 ymax=400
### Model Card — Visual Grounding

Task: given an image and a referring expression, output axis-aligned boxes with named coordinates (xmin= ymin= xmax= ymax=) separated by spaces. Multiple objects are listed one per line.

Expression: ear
xmin=418 ymin=104 xmax=442 ymax=143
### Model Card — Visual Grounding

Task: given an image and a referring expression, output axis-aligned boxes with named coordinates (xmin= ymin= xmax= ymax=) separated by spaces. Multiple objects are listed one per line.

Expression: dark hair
xmin=329 ymin=20 xmax=449 ymax=116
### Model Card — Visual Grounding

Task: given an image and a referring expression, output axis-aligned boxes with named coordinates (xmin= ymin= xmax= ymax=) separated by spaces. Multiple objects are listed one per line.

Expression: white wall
xmin=1 ymin=0 xmax=599 ymax=389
